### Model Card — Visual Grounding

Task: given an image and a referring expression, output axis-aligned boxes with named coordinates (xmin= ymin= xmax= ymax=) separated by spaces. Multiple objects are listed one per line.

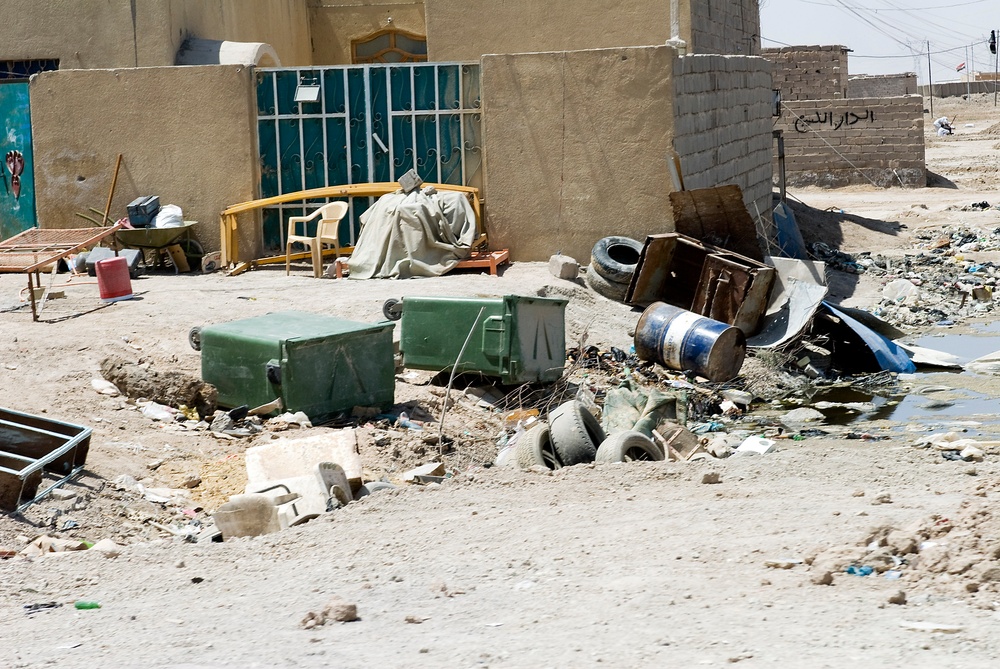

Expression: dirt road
xmin=4 ymin=94 xmax=1000 ymax=668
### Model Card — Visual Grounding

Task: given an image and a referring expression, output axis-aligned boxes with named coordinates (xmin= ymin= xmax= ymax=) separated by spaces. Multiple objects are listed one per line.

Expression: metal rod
xmin=437 ymin=306 xmax=486 ymax=453
xmin=927 ymin=40 xmax=934 ymax=117
xmin=103 ymin=153 xmax=123 ymax=256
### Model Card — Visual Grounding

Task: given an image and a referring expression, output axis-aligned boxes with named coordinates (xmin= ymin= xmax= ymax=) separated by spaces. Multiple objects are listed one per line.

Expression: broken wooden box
xmin=625 ymin=233 xmax=775 ymax=336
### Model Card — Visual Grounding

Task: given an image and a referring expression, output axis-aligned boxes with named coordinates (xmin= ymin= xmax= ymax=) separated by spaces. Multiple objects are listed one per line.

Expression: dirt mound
xmin=981 ymin=120 xmax=1000 ymax=136
xmin=808 ymin=478 xmax=1000 ymax=606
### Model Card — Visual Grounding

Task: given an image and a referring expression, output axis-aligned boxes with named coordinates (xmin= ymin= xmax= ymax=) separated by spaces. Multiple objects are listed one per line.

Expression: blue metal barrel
xmin=634 ymin=302 xmax=746 ymax=381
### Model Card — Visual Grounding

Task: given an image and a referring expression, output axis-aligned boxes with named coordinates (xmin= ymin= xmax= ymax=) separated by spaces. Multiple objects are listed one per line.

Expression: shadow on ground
xmin=781 ymin=196 xmax=905 ymax=303
xmin=926 ymin=171 xmax=959 ymax=189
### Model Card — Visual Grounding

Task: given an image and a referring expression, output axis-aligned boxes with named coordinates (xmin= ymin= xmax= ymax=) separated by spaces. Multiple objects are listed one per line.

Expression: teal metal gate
xmin=0 ymin=82 xmax=36 ymax=241
xmin=255 ymin=63 xmax=482 ymax=253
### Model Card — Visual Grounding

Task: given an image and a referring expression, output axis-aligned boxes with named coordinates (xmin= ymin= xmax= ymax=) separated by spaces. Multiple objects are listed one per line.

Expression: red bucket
xmin=95 ymin=256 xmax=133 ymax=302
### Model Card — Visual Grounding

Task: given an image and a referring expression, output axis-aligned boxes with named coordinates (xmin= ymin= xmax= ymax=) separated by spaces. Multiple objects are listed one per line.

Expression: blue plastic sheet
xmin=822 ymin=302 xmax=916 ymax=374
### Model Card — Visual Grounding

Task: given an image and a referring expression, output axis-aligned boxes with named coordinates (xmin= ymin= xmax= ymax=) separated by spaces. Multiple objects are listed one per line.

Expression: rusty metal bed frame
xmin=0 ymin=225 xmax=122 ymax=321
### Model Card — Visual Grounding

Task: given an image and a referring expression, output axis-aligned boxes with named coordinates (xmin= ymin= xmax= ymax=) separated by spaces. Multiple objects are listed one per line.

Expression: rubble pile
xmin=808 ymin=482 xmax=1000 ymax=607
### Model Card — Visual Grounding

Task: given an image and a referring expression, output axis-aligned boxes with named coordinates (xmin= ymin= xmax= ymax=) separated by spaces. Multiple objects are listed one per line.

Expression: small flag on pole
xmin=957 ymin=62 xmax=967 ymax=72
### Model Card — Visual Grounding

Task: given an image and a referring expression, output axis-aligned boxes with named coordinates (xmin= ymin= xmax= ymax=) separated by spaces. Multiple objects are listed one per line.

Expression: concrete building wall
xmin=0 ymin=0 xmax=311 ymax=70
xmin=481 ymin=46 xmax=675 ymax=262
xmin=425 ymin=0 xmax=672 ymax=63
xmin=309 ymin=1 xmax=426 ymax=65
xmin=763 ymin=45 xmax=849 ymax=101
xmin=165 ymin=0 xmax=313 ymax=66
xmin=687 ymin=0 xmax=761 ymax=56
xmin=481 ymin=45 xmax=775 ymax=262
xmin=848 ymin=73 xmax=917 ymax=98
xmin=673 ymin=54 xmax=773 ymax=231
xmin=775 ymin=96 xmax=925 ymax=188
xmin=30 ymin=66 xmax=259 ymax=254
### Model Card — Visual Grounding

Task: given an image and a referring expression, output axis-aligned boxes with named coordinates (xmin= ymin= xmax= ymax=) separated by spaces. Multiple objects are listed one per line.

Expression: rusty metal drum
xmin=633 ymin=302 xmax=746 ymax=382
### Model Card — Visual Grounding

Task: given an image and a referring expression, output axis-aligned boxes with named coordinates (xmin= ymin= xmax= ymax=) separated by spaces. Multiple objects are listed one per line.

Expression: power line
xmin=801 ymin=0 xmax=989 ymax=10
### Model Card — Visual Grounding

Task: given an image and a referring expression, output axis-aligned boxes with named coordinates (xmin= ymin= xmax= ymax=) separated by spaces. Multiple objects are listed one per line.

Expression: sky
xmin=760 ymin=0 xmax=1000 ymax=86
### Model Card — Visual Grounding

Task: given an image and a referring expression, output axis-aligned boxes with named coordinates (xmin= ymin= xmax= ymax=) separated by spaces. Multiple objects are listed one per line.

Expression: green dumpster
xmin=397 ymin=295 xmax=567 ymax=384
xmin=195 ymin=311 xmax=395 ymax=422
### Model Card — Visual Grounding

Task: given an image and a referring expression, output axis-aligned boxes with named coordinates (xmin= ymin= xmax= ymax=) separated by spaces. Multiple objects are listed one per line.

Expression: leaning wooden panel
xmin=668 ymin=185 xmax=763 ymax=262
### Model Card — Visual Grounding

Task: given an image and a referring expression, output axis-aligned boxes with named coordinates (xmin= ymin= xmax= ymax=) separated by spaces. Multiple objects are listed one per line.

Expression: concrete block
xmin=548 ymin=254 xmax=580 ymax=280
xmin=404 ymin=461 xmax=446 ymax=482
xmin=245 ymin=429 xmax=362 ymax=490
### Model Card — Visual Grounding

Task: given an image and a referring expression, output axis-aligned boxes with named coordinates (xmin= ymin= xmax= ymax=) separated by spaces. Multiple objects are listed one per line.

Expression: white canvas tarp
xmin=347 ymin=188 xmax=477 ymax=279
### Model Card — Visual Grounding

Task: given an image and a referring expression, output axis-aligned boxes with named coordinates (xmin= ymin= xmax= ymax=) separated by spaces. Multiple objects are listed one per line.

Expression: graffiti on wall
xmin=0 ymin=82 xmax=35 ymax=240
xmin=793 ymin=109 xmax=875 ymax=133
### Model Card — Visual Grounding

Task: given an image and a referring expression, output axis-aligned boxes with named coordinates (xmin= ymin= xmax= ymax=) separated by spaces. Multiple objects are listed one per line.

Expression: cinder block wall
xmin=31 ymin=66 xmax=259 ymax=253
xmin=920 ymin=81 xmax=996 ymax=98
xmin=688 ymin=0 xmax=761 ymax=55
xmin=774 ymin=96 xmax=925 ymax=188
xmin=673 ymin=54 xmax=774 ymax=235
xmin=763 ymin=45 xmax=848 ymax=101
xmin=848 ymin=73 xmax=917 ymax=98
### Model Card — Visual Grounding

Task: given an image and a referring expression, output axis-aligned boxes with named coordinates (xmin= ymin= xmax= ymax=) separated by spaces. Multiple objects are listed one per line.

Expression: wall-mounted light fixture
xmin=294 ymin=75 xmax=320 ymax=103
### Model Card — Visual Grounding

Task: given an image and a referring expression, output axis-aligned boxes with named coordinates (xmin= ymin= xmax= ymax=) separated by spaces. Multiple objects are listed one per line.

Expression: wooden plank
xmin=668 ymin=185 xmax=762 ymax=261
xmin=455 ymin=249 xmax=509 ymax=276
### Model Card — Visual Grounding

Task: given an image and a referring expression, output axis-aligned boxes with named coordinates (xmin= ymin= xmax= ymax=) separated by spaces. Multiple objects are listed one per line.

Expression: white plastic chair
xmin=284 ymin=201 xmax=349 ymax=277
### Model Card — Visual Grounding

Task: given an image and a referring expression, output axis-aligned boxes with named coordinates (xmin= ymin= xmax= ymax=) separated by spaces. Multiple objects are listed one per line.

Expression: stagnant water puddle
xmin=791 ymin=324 xmax=1000 ymax=436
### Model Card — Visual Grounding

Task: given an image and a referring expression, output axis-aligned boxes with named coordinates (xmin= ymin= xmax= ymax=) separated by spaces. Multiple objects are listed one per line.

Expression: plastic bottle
xmin=74 ymin=601 xmax=101 ymax=610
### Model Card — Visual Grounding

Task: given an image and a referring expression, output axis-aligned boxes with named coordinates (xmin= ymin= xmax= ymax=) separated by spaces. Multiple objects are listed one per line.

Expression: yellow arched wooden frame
xmin=219 ymin=182 xmax=483 ymax=274
xmin=351 ymin=28 xmax=428 ymax=64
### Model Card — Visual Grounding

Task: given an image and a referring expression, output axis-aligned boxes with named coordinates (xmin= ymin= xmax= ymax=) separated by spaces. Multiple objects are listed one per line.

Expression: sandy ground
xmin=5 ymin=94 xmax=1000 ymax=668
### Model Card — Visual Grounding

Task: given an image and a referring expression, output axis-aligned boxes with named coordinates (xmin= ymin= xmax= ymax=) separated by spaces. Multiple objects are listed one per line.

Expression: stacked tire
xmin=513 ymin=400 xmax=665 ymax=469
xmin=514 ymin=400 xmax=606 ymax=469
xmin=586 ymin=236 xmax=643 ymax=302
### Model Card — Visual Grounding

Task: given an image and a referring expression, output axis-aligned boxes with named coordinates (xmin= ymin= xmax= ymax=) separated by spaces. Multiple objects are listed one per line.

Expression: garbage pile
xmin=836 ymin=223 xmax=1000 ymax=328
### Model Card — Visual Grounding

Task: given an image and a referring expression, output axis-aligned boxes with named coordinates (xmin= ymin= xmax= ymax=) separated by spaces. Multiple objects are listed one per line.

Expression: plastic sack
xmin=882 ymin=279 xmax=920 ymax=305
xmin=153 ymin=204 xmax=184 ymax=228
xmin=602 ymin=381 xmax=681 ymax=436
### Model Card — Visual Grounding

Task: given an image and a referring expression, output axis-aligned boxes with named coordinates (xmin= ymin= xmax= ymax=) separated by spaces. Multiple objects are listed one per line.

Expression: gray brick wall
xmin=774 ymin=96 xmax=925 ymax=187
xmin=689 ymin=0 xmax=761 ymax=55
xmin=762 ymin=45 xmax=849 ymax=101
xmin=673 ymin=54 xmax=774 ymax=233
xmin=848 ymin=73 xmax=917 ymax=98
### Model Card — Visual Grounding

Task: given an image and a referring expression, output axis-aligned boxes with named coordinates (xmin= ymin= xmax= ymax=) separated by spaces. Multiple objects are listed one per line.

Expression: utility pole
xmin=992 ymin=30 xmax=998 ymax=106
xmin=971 ymin=45 xmax=976 ymax=95
xmin=927 ymin=40 xmax=934 ymax=116
xmin=966 ymin=45 xmax=971 ymax=98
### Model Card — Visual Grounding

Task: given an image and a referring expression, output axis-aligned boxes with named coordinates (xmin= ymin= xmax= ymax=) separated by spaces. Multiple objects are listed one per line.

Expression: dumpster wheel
xmin=188 ymin=326 xmax=202 ymax=351
xmin=382 ymin=298 xmax=403 ymax=321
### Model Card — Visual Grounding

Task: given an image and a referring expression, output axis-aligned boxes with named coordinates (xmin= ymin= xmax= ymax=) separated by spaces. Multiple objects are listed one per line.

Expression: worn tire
xmin=356 ymin=481 xmax=397 ymax=497
xmin=515 ymin=423 xmax=562 ymax=471
xmin=591 ymin=236 xmax=643 ymax=284
xmin=548 ymin=400 xmax=606 ymax=466
xmin=596 ymin=431 xmax=664 ymax=463
xmin=585 ymin=265 xmax=629 ymax=302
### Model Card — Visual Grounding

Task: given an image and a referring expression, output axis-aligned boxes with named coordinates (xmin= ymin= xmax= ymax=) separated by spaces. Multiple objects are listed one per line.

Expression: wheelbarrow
xmin=115 ymin=221 xmax=201 ymax=273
